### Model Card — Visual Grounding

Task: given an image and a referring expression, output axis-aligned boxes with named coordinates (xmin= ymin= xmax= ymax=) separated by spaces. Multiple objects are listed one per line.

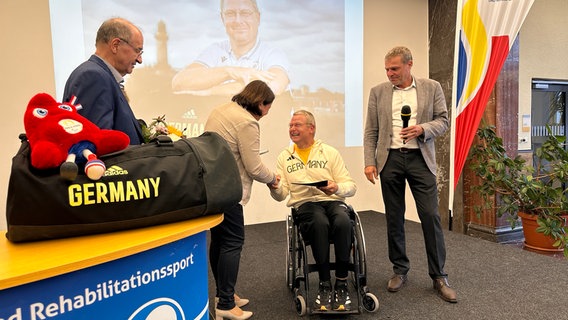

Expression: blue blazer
xmin=63 ymin=55 xmax=143 ymax=145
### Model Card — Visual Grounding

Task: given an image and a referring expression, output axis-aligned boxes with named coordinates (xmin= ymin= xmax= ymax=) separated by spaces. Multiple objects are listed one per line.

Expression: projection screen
xmin=50 ymin=0 xmax=363 ymax=153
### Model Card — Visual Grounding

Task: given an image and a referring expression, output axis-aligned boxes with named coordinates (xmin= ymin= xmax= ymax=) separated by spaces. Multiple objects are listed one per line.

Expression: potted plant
xmin=467 ymin=124 xmax=568 ymax=257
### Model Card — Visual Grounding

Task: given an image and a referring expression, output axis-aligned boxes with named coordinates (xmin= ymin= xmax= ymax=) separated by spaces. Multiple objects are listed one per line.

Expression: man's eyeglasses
xmin=222 ymin=9 xmax=256 ymax=20
xmin=119 ymin=38 xmax=143 ymax=55
xmin=289 ymin=123 xmax=312 ymax=129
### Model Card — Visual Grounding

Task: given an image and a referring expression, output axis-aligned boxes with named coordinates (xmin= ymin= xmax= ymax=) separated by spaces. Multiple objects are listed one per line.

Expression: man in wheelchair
xmin=268 ymin=110 xmax=356 ymax=312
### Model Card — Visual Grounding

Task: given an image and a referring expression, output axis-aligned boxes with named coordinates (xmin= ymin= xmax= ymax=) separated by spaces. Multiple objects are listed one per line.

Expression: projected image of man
xmin=171 ymin=0 xmax=290 ymax=96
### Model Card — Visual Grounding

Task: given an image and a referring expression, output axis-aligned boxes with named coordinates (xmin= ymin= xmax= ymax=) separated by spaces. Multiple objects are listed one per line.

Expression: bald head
xmin=94 ymin=17 xmax=144 ymax=76
xmin=96 ymin=18 xmax=141 ymax=46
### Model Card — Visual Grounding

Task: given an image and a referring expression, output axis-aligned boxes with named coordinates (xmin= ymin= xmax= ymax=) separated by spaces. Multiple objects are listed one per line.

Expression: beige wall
xmin=0 ymin=0 xmax=55 ymax=231
xmin=518 ymin=0 xmax=568 ymax=150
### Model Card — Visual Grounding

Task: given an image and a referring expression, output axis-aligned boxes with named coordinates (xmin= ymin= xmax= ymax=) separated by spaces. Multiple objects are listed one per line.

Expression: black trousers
xmin=295 ymin=201 xmax=352 ymax=282
xmin=379 ymin=149 xmax=447 ymax=279
xmin=209 ymin=203 xmax=244 ymax=310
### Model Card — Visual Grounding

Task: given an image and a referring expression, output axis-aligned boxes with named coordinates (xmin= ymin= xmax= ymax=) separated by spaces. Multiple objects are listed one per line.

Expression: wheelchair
xmin=285 ymin=204 xmax=379 ymax=316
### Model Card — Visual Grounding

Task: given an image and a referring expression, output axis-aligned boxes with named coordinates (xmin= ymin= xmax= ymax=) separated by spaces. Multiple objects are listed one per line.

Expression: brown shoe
xmin=387 ymin=274 xmax=408 ymax=292
xmin=433 ymin=278 xmax=457 ymax=303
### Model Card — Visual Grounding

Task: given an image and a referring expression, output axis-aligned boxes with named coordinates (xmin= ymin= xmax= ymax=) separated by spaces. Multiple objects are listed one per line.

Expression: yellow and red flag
xmin=451 ymin=0 xmax=534 ymax=189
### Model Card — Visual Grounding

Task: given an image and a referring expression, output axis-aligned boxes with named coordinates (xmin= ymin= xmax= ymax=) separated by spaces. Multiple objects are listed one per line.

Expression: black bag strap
xmin=154 ymin=135 xmax=174 ymax=145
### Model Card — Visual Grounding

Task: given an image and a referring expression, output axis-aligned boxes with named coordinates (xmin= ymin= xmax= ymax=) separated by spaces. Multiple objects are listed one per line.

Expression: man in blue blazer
xmin=363 ymin=46 xmax=456 ymax=303
xmin=63 ymin=17 xmax=145 ymax=145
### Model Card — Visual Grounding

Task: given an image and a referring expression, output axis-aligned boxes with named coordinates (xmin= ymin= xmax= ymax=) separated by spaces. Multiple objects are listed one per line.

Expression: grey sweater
xmin=205 ymin=102 xmax=276 ymax=205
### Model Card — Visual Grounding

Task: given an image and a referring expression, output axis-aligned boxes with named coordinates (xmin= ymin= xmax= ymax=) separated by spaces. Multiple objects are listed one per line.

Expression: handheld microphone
xmin=401 ymin=105 xmax=411 ymax=144
xmin=401 ymin=105 xmax=411 ymax=129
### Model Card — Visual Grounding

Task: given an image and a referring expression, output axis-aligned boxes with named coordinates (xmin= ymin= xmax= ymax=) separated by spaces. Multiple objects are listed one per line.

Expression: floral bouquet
xmin=139 ymin=115 xmax=186 ymax=143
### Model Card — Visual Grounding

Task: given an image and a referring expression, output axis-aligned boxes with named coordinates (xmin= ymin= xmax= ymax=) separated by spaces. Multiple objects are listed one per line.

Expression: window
xmin=531 ymin=78 xmax=567 ymax=150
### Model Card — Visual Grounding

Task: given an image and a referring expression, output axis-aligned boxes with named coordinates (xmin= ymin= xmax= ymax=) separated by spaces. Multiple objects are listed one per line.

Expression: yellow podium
xmin=0 ymin=214 xmax=222 ymax=320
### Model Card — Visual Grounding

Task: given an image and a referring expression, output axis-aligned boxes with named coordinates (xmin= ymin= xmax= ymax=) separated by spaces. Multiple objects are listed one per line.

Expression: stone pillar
xmin=428 ymin=0 xmax=456 ymax=231
xmin=463 ymin=38 xmax=524 ymax=243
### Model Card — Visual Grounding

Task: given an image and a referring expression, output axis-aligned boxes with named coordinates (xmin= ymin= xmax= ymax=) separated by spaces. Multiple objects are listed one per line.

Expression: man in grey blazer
xmin=363 ymin=46 xmax=457 ymax=303
xmin=64 ymin=17 xmax=145 ymax=145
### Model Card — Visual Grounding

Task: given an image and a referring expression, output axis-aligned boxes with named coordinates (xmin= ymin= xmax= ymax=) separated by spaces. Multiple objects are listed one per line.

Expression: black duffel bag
xmin=5 ymin=131 xmax=241 ymax=242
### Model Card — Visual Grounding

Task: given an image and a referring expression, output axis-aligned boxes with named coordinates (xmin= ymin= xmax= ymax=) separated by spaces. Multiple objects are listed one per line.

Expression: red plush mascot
xmin=24 ymin=93 xmax=130 ymax=181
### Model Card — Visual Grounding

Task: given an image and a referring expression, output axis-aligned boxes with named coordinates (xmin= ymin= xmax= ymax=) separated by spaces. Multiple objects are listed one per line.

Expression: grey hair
xmin=385 ymin=46 xmax=413 ymax=64
xmin=293 ymin=110 xmax=316 ymax=128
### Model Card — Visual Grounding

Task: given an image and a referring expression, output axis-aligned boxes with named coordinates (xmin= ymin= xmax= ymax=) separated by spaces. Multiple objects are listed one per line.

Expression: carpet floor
xmin=207 ymin=210 xmax=568 ymax=320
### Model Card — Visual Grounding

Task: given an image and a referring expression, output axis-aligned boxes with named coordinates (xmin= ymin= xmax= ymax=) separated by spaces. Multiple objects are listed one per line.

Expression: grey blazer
xmin=363 ymin=78 xmax=449 ymax=175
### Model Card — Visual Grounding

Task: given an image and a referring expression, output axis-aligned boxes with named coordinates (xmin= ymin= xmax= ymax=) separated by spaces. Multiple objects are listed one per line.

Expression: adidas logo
xmin=182 ymin=109 xmax=197 ymax=120
xmin=104 ymin=165 xmax=129 ymax=176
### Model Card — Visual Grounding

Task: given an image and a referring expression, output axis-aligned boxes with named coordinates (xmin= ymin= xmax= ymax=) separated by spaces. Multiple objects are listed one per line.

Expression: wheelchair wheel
xmin=294 ymin=294 xmax=307 ymax=316
xmin=286 ymin=214 xmax=296 ymax=290
xmin=354 ymin=212 xmax=368 ymax=279
xmin=362 ymin=292 xmax=379 ymax=313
